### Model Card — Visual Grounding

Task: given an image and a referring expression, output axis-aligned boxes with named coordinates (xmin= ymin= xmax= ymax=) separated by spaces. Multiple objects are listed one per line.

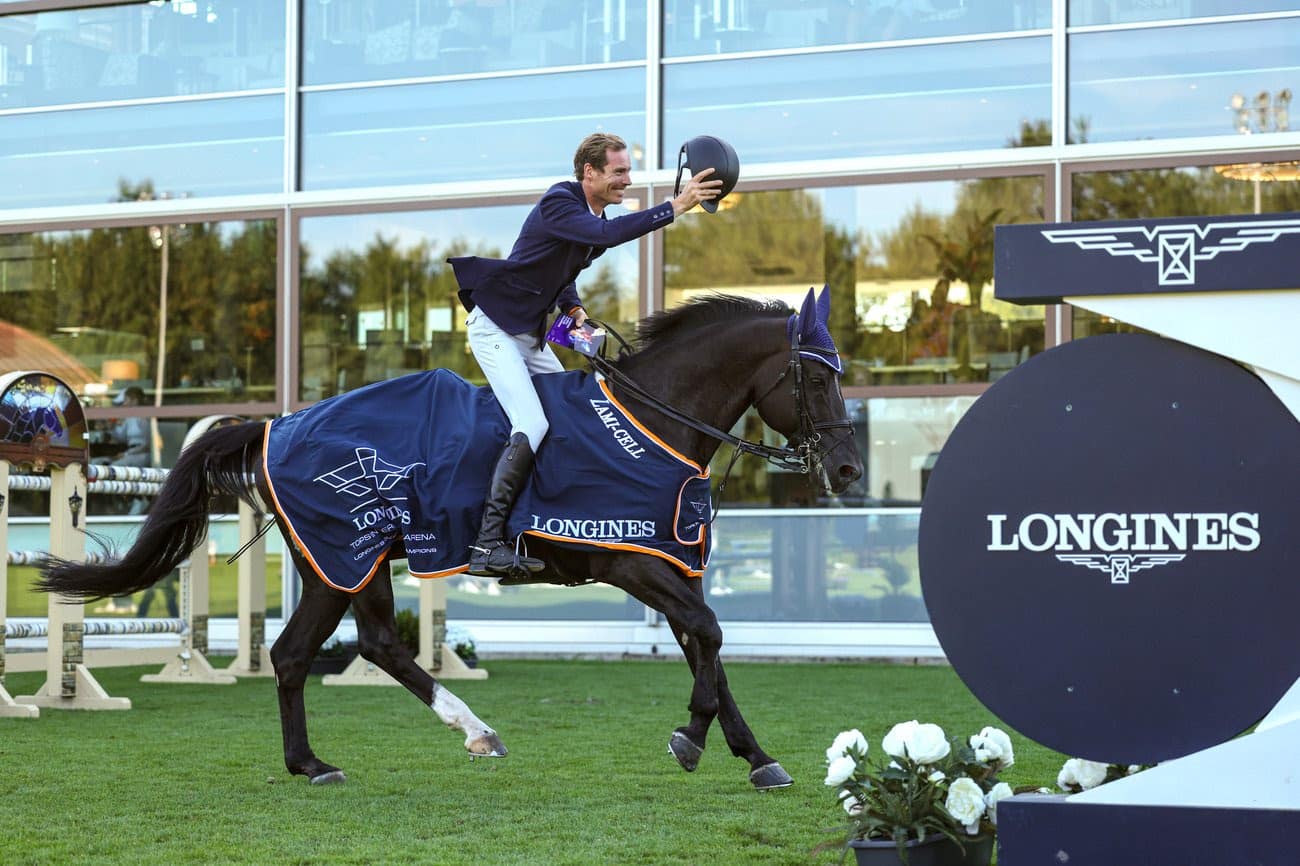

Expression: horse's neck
xmin=614 ymin=321 xmax=781 ymax=467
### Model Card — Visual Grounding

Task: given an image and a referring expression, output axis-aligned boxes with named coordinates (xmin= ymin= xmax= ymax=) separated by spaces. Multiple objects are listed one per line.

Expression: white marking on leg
xmin=431 ymin=684 xmax=501 ymax=754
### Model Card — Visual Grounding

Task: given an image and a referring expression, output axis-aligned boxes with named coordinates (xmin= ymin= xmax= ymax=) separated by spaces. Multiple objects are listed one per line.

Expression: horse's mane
xmin=630 ymin=294 xmax=791 ymax=355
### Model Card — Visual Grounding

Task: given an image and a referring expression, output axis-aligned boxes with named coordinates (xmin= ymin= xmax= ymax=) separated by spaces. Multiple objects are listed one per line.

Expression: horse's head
xmin=753 ymin=287 xmax=864 ymax=494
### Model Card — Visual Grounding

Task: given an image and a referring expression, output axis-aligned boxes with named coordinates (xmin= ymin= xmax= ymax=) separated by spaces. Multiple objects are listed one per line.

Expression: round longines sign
xmin=919 ymin=333 xmax=1300 ymax=764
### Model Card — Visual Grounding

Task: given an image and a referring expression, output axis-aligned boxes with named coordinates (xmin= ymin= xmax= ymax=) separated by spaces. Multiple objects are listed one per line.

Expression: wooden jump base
xmin=0 ymin=461 xmax=277 ymax=717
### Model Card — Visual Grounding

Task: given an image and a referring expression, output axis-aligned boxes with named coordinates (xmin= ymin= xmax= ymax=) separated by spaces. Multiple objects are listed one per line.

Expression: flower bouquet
xmin=824 ymin=721 xmax=1018 ymax=865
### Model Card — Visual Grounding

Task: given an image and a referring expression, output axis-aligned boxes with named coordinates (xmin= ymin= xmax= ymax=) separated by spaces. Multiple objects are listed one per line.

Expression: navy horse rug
xmin=262 ymin=369 xmax=713 ymax=592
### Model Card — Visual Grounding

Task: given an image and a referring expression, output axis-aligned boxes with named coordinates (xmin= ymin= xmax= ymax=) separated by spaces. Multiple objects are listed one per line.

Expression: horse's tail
xmin=36 ymin=422 xmax=267 ymax=602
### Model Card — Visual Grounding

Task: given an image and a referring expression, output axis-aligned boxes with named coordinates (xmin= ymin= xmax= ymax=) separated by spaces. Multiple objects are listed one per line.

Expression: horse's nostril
xmin=839 ymin=464 xmax=861 ymax=482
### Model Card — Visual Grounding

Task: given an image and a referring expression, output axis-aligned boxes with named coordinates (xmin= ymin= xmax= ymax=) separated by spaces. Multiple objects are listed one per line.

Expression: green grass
xmin=0 ymin=660 xmax=1064 ymax=866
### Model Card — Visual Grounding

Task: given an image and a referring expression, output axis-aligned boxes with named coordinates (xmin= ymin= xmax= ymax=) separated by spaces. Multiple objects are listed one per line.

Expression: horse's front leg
xmin=605 ymin=558 xmax=784 ymax=788
xmin=351 ymin=567 xmax=506 ymax=758
xmin=667 ymin=585 xmax=792 ymax=789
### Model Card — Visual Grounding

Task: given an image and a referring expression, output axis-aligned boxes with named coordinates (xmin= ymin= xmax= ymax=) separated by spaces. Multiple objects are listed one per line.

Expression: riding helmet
xmin=675 ymin=135 xmax=740 ymax=213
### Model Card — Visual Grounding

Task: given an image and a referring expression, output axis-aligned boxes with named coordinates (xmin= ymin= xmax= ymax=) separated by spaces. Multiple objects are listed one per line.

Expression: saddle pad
xmin=263 ymin=369 xmax=711 ymax=592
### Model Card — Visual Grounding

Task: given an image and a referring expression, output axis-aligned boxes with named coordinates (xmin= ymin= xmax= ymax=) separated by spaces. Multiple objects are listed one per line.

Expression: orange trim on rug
xmin=595 ymin=376 xmax=708 ymax=474
xmin=672 ymin=474 xmax=710 ymax=547
xmin=407 ymin=564 xmax=468 ymax=579
xmin=260 ymin=422 xmax=390 ymax=594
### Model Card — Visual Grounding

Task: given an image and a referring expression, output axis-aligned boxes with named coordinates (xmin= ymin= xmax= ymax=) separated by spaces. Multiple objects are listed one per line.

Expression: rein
xmin=586 ymin=313 xmax=854 ymax=514
xmin=589 ymin=317 xmax=808 ymax=472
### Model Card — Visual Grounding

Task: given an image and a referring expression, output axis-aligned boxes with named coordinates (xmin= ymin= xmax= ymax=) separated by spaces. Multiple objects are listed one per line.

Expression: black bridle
xmin=586 ymin=314 xmax=854 ymax=489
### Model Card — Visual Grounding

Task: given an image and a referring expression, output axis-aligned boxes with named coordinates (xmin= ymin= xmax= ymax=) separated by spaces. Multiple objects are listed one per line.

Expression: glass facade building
xmin=2 ymin=1 xmax=1298 ymax=656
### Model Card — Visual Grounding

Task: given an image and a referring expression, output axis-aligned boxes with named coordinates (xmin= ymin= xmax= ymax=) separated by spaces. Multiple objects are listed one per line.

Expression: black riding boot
xmin=468 ymin=432 xmax=545 ymax=577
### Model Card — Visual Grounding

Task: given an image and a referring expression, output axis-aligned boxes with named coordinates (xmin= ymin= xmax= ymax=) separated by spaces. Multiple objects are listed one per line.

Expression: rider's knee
xmin=515 ymin=417 xmax=549 ymax=453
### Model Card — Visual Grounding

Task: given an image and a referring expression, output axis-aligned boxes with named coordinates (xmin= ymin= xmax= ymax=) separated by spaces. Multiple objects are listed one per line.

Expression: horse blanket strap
xmin=262 ymin=369 xmax=712 ymax=593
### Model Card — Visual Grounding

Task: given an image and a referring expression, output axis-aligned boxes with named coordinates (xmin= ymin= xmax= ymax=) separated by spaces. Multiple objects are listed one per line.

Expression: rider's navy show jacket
xmin=448 ymin=181 xmax=675 ymax=337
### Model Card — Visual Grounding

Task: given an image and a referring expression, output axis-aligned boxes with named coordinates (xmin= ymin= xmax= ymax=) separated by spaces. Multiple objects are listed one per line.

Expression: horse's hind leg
xmin=351 ymin=566 xmax=506 ymax=758
xmin=271 ymin=554 xmax=352 ymax=784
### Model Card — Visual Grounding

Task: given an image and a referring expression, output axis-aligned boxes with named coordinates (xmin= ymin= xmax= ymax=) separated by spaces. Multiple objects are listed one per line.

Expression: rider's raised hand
xmin=672 ymin=168 xmax=723 ymax=216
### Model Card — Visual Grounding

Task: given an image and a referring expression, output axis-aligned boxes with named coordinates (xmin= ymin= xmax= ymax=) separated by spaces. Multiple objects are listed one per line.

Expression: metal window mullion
xmin=279 ymin=0 xmax=301 ymax=622
xmin=1052 ymin=0 xmax=1067 ymax=156
xmin=283 ymin=0 xmax=299 ymax=406
xmin=285 ymin=0 xmax=300 ymax=197
xmin=645 ymin=1 xmax=663 ymax=321
xmin=1067 ymin=9 xmax=1300 ymax=35
xmin=0 ymin=0 xmax=142 ymax=16
xmin=298 ymin=60 xmax=646 ymax=94
xmin=661 ymin=27 xmax=1051 ymax=66
xmin=0 ymin=88 xmax=284 ymax=119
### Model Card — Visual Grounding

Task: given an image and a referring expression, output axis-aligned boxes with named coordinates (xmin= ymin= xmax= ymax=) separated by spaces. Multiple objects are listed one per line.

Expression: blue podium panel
xmin=993 ymin=211 xmax=1300 ymax=304
xmin=919 ymin=333 xmax=1300 ymax=764
xmin=999 ymin=796 xmax=1300 ymax=866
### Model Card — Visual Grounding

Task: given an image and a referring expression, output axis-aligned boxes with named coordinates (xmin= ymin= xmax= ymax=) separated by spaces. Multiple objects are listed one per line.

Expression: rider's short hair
xmin=574 ymin=133 xmax=627 ymax=181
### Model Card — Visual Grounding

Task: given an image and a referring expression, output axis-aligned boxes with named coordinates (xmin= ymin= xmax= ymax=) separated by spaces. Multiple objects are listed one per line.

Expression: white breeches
xmin=466 ymin=307 xmax=565 ymax=453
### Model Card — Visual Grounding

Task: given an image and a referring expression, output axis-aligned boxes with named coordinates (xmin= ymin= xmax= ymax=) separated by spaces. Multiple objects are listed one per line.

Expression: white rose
xmin=1058 ymin=758 xmax=1108 ymax=791
xmin=1057 ymin=758 xmax=1079 ymax=790
xmin=928 ymin=770 xmax=946 ymax=783
xmin=881 ymin=721 xmax=919 ymax=759
xmin=824 ymin=755 xmax=856 ymax=786
xmin=945 ymin=777 xmax=986 ymax=833
xmin=841 ymin=792 xmax=863 ymax=816
xmin=905 ymin=723 xmax=951 ymax=764
xmin=1074 ymin=759 xmax=1109 ymax=790
xmin=984 ymin=782 xmax=1014 ymax=825
xmin=970 ymin=726 xmax=1015 ymax=769
xmin=826 ymin=729 xmax=868 ymax=763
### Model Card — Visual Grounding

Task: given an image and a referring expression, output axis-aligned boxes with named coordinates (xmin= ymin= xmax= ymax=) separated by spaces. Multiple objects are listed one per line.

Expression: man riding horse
xmin=36 ymin=135 xmax=863 ymax=791
xmin=449 ymin=133 xmax=737 ymax=578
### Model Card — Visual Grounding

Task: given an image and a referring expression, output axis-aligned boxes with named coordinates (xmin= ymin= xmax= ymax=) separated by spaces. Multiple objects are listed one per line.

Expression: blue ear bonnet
xmin=785 ymin=286 xmax=843 ymax=373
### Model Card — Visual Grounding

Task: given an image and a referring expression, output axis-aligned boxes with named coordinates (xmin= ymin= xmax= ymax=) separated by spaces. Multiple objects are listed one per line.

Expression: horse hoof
xmin=467 ymin=732 xmax=508 ymax=757
xmin=310 ymin=770 xmax=347 ymax=785
xmin=668 ymin=731 xmax=703 ymax=773
xmin=749 ymin=762 xmax=793 ymax=791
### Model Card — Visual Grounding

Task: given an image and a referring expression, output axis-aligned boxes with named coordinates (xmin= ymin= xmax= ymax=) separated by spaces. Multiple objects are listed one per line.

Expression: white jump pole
xmin=16 ymin=462 xmax=130 ymax=711
xmin=0 ymin=460 xmax=39 ymax=717
xmin=322 ymin=574 xmax=486 ymax=686
xmin=222 ymin=499 xmax=273 ymax=677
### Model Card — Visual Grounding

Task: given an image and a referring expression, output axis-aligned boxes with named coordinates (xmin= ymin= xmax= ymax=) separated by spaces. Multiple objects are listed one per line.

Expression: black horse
xmin=38 ymin=291 xmax=863 ymax=789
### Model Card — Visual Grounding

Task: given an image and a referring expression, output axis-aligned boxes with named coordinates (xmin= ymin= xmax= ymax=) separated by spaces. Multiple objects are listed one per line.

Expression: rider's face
xmin=584 ymin=148 xmax=632 ymax=211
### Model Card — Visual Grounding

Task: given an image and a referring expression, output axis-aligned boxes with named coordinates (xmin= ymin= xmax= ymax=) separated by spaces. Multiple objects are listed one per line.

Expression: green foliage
xmin=0 ymin=660 xmax=1065 ymax=865
xmin=922 ymin=209 xmax=1004 ymax=301
xmin=393 ymin=607 xmax=420 ymax=655
xmin=3 ymin=219 xmax=277 ymax=396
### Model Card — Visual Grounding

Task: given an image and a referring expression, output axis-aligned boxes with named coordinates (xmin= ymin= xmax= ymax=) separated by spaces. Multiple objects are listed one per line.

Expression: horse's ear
xmin=816 ymin=285 xmax=832 ymax=324
xmin=797 ymin=288 xmax=817 ymax=341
